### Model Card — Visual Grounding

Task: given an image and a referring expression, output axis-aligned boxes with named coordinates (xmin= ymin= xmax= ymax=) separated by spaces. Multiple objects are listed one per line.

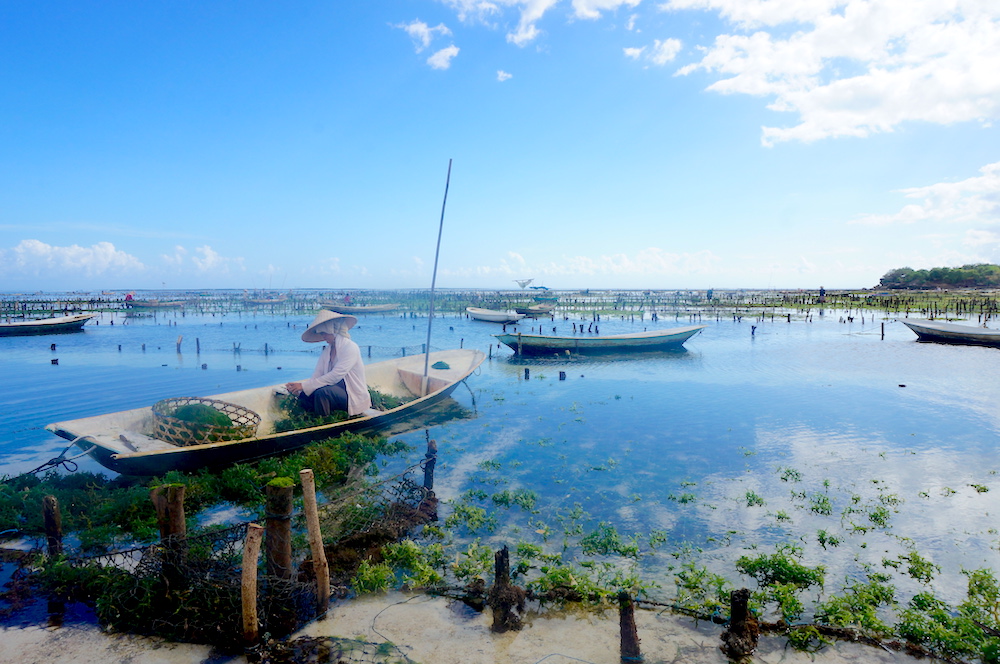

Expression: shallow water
xmin=2 ymin=306 xmax=999 ymax=613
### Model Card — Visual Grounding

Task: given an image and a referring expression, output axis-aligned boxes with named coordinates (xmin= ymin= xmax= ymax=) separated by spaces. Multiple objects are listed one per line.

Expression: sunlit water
xmin=2 ymin=306 xmax=998 ymax=611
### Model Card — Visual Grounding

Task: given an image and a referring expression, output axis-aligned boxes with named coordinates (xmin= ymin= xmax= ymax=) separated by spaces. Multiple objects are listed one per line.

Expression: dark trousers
xmin=298 ymin=380 xmax=348 ymax=416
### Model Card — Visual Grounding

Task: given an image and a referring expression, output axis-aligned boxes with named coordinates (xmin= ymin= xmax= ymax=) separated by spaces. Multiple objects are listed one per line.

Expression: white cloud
xmin=497 ymin=69 xmax=513 ymax=81
xmin=445 ymin=247 xmax=722 ymax=279
xmin=396 ymin=20 xmax=453 ymax=53
xmin=650 ymin=38 xmax=682 ymax=64
xmin=441 ymin=0 xmax=503 ymax=25
xmin=428 ymin=45 xmax=460 ymax=69
xmin=665 ymin=0 xmax=1000 ymax=145
xmin=854 ymin=161 xmax=1000 ymax=227
xmin=0 ymin=239 xmax=144 ymax=277
xmin=505 ymin=0 xmax=560 ymax=46
xmin=572 ymin=0 xmax=642 ymax=21
xmin=624 ymin=46 xmax=645 ymax=59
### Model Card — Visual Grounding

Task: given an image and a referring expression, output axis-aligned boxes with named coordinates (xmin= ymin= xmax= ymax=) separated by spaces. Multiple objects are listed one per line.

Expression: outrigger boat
xmin=901 ymin=319 xmax=1000 ymax=348
xmin=496 ymin=325 xmax=706 ymax=355
xmin=0 ymin=313 xmax=98 ymax=336
xmin=46 ymin=349 xmax=485 ymax=475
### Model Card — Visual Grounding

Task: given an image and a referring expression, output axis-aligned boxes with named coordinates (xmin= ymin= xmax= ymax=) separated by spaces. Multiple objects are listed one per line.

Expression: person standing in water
xmin=285 ymin=310 xmax=373 ymax=416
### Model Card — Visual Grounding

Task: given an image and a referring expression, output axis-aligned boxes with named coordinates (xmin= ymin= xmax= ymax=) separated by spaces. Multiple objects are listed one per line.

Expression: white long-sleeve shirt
xmin=300 ymin=335 xmax=372 ymax=415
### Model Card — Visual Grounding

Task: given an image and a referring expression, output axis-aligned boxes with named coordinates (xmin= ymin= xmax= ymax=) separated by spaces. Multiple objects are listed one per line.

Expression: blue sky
xmin=1 ymin=0 xmax=997 ymax=292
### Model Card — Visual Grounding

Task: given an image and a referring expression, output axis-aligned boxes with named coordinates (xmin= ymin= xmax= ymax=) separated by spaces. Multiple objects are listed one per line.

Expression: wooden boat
xmin=514 ymin=303 xmax=555 ymax=316
xmin=46 ymin=349 xmax=486 ymax=475
xmin=0 ymin=313 xmax=98 ymax=336
xmin=321 ymin=302 xmax=399 ymax=314
xmin=495 ymin=325 xmax=706 ymax=355
xmin=901 ymin=319 xmax=1000 ymax=347
xmin=127 ymin=299 xmax=186 ymax=309
xmin=467 ymin=307 xmax=525 ymax=324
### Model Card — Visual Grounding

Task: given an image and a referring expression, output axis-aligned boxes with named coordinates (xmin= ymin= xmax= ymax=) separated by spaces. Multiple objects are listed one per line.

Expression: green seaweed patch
xmin=171 ymin=403 xmax=233 ymax=428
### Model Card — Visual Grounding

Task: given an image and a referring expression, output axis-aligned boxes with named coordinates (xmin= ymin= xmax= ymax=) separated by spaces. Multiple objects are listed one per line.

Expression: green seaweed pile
xmin=273 ymin=389 xmax=411 ymax=433
xmin=171 ymin=403 xmax=233 ymax=428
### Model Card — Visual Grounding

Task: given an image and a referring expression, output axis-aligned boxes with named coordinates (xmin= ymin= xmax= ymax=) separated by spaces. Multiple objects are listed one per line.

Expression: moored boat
xmin=46 ymin=349 xmax=486 ymax=475
xmin=467 ymin=307 xmax=525 ymax=324
xmin=514 ymin=303 xmax=556 ymax=316
xmin=128 ymin=299 xmax=186 ymax=309
xmin=0 ymin=313 xmax=98 ymax=336
xmin=495 ymin=325 xmax=706 ymax=355
xmin=901 ymin=319 xmax=1000 ymax=348
xmin=321 ymin=303 xmax=399 ymax=314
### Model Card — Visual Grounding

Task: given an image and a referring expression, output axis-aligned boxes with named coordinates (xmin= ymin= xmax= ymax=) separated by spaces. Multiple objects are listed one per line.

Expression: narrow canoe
xmin=321 ymin=303 xmax=399 ymax=314
xmin=901 ymin=319 xmax=1000 ymax=348
xmin=0 ymin=313 xmax=98 ymax=336
xmin=495 ymin=325 xmax=706 ymax=355
xmin=46 ymin=349 xmax=486 ymax=475
xmin=128 ymin=299 xmax=186 ymax=309
xmin=467 ymin=307 xmax=525 ymax=324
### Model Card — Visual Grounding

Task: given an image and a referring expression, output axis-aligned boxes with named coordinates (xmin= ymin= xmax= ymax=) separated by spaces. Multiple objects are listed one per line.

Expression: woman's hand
xmin=285 ymin=381 xmax=304 ymax=395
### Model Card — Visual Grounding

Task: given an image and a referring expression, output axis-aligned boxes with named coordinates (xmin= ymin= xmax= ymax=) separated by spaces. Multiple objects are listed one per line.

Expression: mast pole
xmin=422 ymin=159 xmax=453 ymax=395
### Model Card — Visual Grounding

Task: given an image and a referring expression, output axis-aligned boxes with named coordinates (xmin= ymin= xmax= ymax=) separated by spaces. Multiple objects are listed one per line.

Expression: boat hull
xmin=902 ymin=320 xmax=1000 ymax=348
xmin=495 ymin=325 xmax=706 ymax=355
xmin=321 ymin=303 xmax=399 ymax=314
xmin=46 ymin=349 xmax=485 ymax=475
xmin=0 ymin=313 xmax=97 ymax=336
xmin=467 ymin=307 xmax=525 ymax=324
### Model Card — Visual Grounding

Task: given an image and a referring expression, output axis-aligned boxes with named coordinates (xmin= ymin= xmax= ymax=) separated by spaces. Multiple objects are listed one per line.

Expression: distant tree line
xmin=878 ymin=263 xmax=1000 ymax=289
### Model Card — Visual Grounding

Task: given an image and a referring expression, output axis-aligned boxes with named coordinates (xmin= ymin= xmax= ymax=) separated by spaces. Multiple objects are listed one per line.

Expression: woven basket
xmin=151 ymin=397 xmax=261 ymax=447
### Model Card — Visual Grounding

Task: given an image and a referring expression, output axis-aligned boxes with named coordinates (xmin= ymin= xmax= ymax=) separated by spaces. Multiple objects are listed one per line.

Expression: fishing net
xmin=46 ymin=466 xmax=430 ymax=655
xmin=151 ymin=397 xmax=261 ymax=446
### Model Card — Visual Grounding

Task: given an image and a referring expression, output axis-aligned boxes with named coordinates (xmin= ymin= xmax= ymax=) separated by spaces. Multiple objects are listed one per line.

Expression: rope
xmin=2 ymin=436 xmax=98 ymax=482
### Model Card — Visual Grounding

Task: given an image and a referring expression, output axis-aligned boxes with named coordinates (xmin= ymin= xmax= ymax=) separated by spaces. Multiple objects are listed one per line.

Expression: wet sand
xmin=2 ymin=592 xmax=915 ymax=664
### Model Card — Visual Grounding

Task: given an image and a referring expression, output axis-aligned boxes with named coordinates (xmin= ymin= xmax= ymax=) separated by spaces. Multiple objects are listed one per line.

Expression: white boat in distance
xmin=0 ymin=313 xmax=98 ymax=336
xmin=466 ymin=307 xmax=525 ymax=324
xmin=901 ymin=319 xmax=1000 ymax=348
xmin=496 ymin=325 xmax=706 ymax=355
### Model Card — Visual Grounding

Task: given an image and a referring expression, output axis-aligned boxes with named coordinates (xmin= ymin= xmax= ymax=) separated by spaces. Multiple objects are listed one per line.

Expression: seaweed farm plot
xmin=3 ymin=304 xmax=1000 ymax=661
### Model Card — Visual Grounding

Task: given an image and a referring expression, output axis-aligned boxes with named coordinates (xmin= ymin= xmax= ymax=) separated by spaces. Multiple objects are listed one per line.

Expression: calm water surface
xmin=2 ymin=307 xmax=998 ymax=606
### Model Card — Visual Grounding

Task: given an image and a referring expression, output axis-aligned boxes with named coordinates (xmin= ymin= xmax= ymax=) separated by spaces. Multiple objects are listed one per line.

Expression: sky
xmin=0 ymin=0 xmax=998 ymax=292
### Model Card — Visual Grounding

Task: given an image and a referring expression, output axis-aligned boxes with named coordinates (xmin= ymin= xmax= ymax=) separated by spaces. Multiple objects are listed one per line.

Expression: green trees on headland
xmin=879 ymin=263 xmax=1000 ymax=289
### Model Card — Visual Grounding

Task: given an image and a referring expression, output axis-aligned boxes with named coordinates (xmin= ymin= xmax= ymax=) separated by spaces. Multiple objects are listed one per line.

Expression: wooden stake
xmin=43 ymin=495 xmax=62 ymax=556
xmin=618 ymin=591 xmax=642 ymax=663
xmin=265 ymin=480 xmax=294 ymax=580
xmin=241 ymin=523 xmax=265 ymax=645
xmin=300 ymin=469 xmax=331 ymax=612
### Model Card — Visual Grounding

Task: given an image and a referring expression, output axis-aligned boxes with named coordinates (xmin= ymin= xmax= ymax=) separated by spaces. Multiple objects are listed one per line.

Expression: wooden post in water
xmin=488 ymin=545 xmax=523 ymax=632
xmin=618 ymin=591 xmax=641 ymax=663
xmin=265 ymin=479 xmax=294 ymax=580
xmin=241 ymin=523 xmax=265 ymax=646
xmin=43 ymin=495 xmax=63 ymax=556
xmin=721 ymin=588 xmax=759 ymax=659
xmin=176 ymin=335 xmax=183 ymax=352
xmin=423 ymin=439 xmax=437 ymax=490
xmin=300 ymin=469 xmax=331 ymax=612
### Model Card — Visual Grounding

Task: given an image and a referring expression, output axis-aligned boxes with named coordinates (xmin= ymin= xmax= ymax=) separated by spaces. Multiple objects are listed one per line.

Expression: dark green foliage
xmin=879 ymin=263 xmax=1000 ymax=289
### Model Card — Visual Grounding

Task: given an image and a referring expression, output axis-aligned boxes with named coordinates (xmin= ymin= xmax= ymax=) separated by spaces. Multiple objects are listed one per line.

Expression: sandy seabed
xmin=2 ymin=591 xmax=914 ymax=664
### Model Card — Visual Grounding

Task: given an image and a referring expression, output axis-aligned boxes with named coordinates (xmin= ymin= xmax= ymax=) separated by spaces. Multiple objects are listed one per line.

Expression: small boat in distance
xmin=901 ymin=319 xmax=1000 ymax=348
xmin=128 ymin=299 xmax=186 ymax=309
xmin=514 ymin=303 xmax=556 ymax=316
xmin=496 ymin=325 xmax=706 ymax=355
xmin=0 ymin=313 xmax=98 ymax=336
xmin=467 ymin=307 xmax=526 ymax=324
xmin=321 ymin=302 xmax=399 ymax=314
xmin=46 ymin=349 xmax=486 ymax=475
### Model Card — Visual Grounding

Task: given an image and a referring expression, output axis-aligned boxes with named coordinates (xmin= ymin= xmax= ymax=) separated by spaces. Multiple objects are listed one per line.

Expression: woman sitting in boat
xmin=285 ymin=310 xmax=372 ymax=416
